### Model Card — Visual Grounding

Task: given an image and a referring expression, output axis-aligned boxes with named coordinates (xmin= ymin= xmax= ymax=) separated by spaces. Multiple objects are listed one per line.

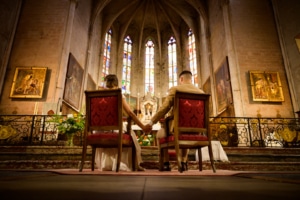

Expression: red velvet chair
xmin=79 ymin=89 xmax=136 ymax=172
xmin=159 ymin=91 xmax=216 ymax=173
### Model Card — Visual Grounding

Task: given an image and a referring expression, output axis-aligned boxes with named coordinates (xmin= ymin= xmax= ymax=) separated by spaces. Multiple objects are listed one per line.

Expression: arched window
xmin=188 ymin=29 xmax=198 ymax=87
xmin=102 ymin=29 xmax=112 ymax=84
xmin=168 ymin=36 xmax=177 ymax=87
xmin=122 ymin=36 xmax=132 ymax=94
xmin=145 ymin=39 xmax=155 ymax=95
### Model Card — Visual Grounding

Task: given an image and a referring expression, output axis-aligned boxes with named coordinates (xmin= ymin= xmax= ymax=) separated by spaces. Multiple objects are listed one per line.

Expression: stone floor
xmin=0 ymin=169 xmax=299 ymax=200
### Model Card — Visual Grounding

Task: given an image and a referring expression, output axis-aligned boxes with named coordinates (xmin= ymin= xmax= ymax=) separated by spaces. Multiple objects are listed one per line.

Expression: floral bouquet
xmin=137 ymin=134 xmax=154 ymax=146
xmin=51 ymin=113 xmax=85 ymax=146
xmin=52 ymin=113 xmax=85 ymax=135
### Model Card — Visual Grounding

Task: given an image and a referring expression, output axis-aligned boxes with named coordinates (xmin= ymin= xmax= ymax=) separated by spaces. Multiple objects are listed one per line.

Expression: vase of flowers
xmin=52 ymin=113 xmax=85 ymax=146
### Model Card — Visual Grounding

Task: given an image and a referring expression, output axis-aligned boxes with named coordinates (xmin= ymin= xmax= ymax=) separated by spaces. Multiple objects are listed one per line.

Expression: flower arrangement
xmin=52 ymin=113 xmax=85 ymax=135
xmin=137 ymin=133 xmax=154 ymax=146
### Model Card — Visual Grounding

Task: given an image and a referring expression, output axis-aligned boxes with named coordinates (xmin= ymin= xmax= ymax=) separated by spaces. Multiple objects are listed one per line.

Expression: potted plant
xmin=52 ymin=113 xmax=85 ymax=146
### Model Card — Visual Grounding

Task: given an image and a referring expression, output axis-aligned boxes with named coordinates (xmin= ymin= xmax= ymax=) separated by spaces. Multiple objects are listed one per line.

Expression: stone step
xmin=2 ymin=147 xmax=299 ymax=162
xmin=1 ymin=160 xmax=300 ymax=171
xmin=0 ymin=146 xmax=300 ymax=171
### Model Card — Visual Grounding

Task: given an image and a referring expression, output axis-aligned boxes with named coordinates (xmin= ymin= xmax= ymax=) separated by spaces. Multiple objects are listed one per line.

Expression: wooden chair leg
xmin=91 ymin=147 xmax=96 ymax=171
xmin=159 ymin=147 xmax=164 ymax=171
xmin=208 ymin=144 xmax=216 ymax=173
xmin=79 ymin=144 xmax=87 ymax=172
xmin=132 ymin=146 xmax=137 ymax=171
xmin=116 ymin=145 xmax=122 ymax=172
xmin=197 ymin=148 xmax=202 ymax=171
xmin=175 ymin=145 xmax=182 ymax=173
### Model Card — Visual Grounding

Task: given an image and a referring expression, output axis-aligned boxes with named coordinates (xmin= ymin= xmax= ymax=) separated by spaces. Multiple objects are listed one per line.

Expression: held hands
xmin=143 ymin=124 xmax=153 ymax=134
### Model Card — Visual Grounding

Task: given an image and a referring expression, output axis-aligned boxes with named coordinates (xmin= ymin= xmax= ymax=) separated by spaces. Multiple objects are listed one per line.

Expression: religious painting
xmin=63 ymin=53 xmax=84 ymax=109
xmin=249 ymin=71 xmax=284 ymax=102
xmin=214 ymin=57 xmax=233 ymax=114
xmin=10 ymin=67 xmax=47 ymax=98
xmin=295 ymin=33 xmax=300 ymax=53
xmin=124 ymin=94 xmax=137 ymax=111
xmin=203 ymin=77 xmax=213 ymax=116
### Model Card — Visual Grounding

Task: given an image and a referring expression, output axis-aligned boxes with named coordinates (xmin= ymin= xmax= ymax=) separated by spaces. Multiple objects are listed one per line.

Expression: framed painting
xmin=203 ymin=77 xmax=213 ymax=116
xmin=214 ymin=57 xmax=233 ymax=114
xmin=249 ymin=71 xmax=284 ymax=102
xmin=63 ymin=53 xmax=84 ymax=109
xmin=10 ymin=67 xmax=47 ymax=98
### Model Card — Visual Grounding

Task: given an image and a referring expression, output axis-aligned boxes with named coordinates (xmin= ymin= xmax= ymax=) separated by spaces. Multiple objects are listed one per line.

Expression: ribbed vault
xmin=90 ymin=0 xmax=208 ymax=65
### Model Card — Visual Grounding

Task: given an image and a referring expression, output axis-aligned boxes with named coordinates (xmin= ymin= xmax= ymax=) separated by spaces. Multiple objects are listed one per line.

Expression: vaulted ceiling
xmin=91 ymin=0 xmax=208 ymax=41
xmin=90 ymin=0 xmax=208 ymax=66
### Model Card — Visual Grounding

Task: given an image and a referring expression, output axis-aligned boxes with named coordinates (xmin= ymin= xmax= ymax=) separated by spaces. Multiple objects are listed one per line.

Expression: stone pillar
xmin=54 ymin=0 xmax=77 ymax=108
xmin=222 ymin=1 xmax=245 ymax=117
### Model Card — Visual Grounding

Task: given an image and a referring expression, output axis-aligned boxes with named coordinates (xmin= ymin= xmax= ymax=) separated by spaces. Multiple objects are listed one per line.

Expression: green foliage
xmin=52 ymin=113 xmax=85 ymax=135
xmin=137 ymin=133 xmax=154 ymax=146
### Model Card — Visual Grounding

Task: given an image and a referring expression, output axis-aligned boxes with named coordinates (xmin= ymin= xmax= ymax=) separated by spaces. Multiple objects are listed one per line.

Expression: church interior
xmin=0 ymin=0 xmax=299 ymax=198
xmin=0 ymin=0 xmax=300 ymax=157
xmin=0 ymin=0 xmax=299 ymax=119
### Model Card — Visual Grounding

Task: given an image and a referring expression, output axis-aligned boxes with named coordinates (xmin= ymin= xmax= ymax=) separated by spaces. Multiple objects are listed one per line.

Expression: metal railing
xmin=0 ymin=115 xmax=83 ymax=146
xmin=0 ymin=115 xmax=299 ymax=147
xmin=210 ymin=117 xmax=300 ymax=148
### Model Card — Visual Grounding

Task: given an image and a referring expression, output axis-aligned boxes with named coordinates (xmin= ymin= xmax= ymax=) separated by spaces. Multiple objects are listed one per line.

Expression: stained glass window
xmin=145 ymin=39 xmax=155 ymax=95
xmin=168 ymin=36 xmax=177 ymax=88
xmin=188 ymin=29 xmax=198 ymax=87
xmin=122 ymin=36 xmax=132 ymax=94
xmin=101 ymin=29 xmax=112 ymax=85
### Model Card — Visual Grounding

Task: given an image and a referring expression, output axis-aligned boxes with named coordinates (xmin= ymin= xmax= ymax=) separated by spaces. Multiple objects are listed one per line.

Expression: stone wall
xmin=208 ymin=0 xmax=294 ymax=118
xmin=0 ymin=0 xmax=93 ymax=115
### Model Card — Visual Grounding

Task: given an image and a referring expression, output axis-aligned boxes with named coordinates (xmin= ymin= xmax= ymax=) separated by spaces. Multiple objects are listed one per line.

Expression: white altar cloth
xmin=132 ymin=123 xmax=161 ymax=131
xmin=195 ymin=141 xmax=229 ymax=162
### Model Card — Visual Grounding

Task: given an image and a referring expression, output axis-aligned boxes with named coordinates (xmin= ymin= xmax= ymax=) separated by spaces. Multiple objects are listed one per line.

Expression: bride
xmin=95 ymin=74 xmax=151 ymax=171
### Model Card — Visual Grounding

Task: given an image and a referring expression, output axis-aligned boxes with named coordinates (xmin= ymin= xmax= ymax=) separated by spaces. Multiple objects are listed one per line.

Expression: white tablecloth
xmin=132 ymin=123 xmax=161 ymax=131
xmin=195 ymin=141 xmax=229 ymax=162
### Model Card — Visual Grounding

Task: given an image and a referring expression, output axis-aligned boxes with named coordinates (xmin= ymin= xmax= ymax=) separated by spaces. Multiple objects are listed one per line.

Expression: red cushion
xmin=87 ymin=132 xmax=132 ymax=145
xmin=159 ymin=134 xmax=208 ymax=144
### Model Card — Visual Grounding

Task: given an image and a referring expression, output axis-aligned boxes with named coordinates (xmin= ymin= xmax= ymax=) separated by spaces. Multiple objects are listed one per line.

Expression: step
xmin=0 ymin=146 xmax=300 ymax=171
xmin=1 ymin=160 xmax=300 ymax=171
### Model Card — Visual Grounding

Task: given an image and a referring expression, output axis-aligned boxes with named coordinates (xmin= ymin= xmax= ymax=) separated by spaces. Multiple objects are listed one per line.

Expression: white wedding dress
xmin=95 ymin=129 xmax=142 ymax=171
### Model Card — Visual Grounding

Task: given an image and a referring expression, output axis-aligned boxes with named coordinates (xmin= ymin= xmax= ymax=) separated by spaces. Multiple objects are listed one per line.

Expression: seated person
xmin=145 ymin=70 xmax=205 ymax=171
xmin=95 ymin=74 xmax=151 ymax=171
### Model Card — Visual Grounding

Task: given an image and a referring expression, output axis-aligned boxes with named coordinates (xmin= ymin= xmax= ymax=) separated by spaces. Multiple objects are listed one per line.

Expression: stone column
xmin=222 ymin=1 xmax=245 ymax=117
xmin=54 ymin=0 xmax=77 ymax=109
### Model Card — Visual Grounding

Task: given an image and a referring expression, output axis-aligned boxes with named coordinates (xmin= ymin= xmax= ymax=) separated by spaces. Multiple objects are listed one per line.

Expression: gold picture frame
xmin=10 ymin=67 xmax=47 ymax=98
xmin=249 ymin=71 xmax=284 ymax=102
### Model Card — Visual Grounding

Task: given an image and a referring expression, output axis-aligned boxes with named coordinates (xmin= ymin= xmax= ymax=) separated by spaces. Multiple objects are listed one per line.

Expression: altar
xmin=131 ymin=123 xmax=161 ymax=131
xmin=132 ymin=123 xmax=161 ymax=146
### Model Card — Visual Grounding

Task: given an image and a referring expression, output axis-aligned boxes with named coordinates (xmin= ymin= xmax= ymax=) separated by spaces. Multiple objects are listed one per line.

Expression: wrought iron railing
xmin=0 ymin=115 xmax=83 ymax=146
xmin=0 ymin=115 xmax=299 ymax=147
xmin=210 ymin=117 xmax=300 ymax=148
